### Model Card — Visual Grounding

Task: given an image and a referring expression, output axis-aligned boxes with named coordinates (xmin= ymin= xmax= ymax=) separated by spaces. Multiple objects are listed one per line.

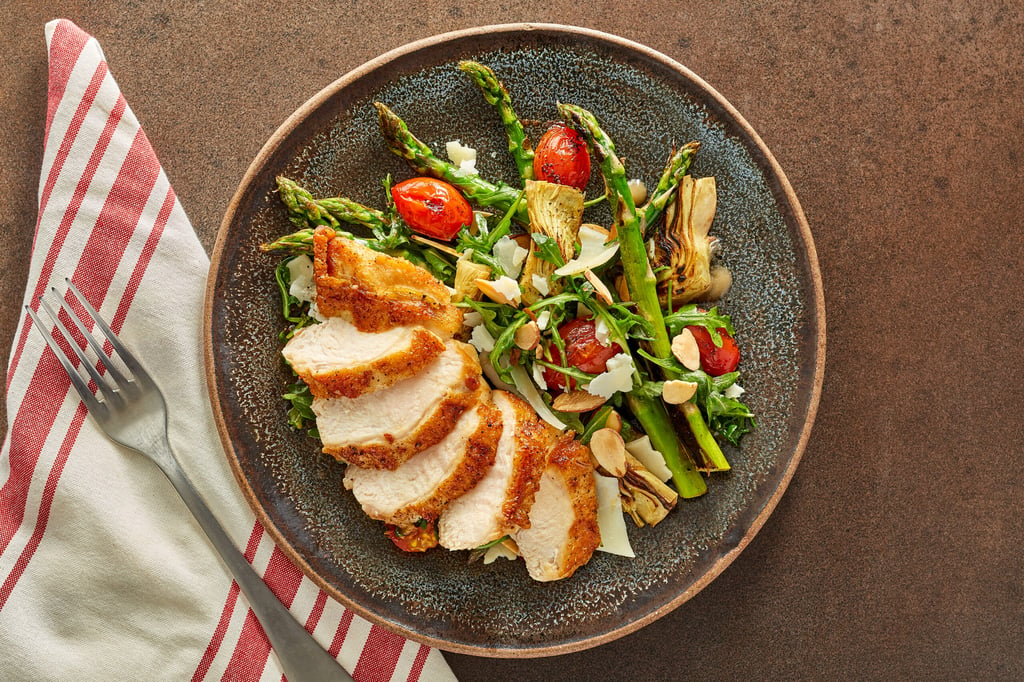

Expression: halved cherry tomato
xmin=533 ymin=125 xmax=591 ymax=191
xmin=391 ymin=177 xmax=473 ymax=240
xmin=542 ymin=317 xmax=622 ymax=392
xmin=385 ymin=518 xmax=439 ymax=552
xmin=686 ymin=325 xmax=740 ymax=376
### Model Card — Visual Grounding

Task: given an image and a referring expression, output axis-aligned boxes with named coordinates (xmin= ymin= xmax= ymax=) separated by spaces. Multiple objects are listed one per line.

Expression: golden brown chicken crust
xmin=313 ymin=227 xmax=462 ymax=336
xmin=297 ymin=326 xmax=445 ymax=399
xmin=544 ymin=434 xmax=602 ymax=580
xmin=375 ymin=400 xmax=504 ymax=526
xmin=497 ymin=392 xmax=554 ymax=533
xmin=320 ymin=344 xmax=485 ymax=470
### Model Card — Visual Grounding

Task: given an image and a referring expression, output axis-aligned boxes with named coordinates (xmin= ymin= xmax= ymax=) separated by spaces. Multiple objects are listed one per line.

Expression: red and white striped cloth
xmin=0 ymin=19 xmax=456 ymax=682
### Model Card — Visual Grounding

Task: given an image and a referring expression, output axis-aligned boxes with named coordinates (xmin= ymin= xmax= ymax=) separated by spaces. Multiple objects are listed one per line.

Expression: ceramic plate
xmin=205 ymin=24 xmax=825 ymax=657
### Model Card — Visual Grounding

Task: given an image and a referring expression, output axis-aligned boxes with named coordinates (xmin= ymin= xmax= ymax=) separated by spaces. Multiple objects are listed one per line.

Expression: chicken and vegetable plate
xmin=261 ymin=61 xmax=756 ymax=581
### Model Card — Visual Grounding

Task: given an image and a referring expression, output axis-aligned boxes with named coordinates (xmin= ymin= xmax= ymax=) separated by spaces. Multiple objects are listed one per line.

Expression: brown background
xmin=2 ymin=1 xmax=1021 ymax=680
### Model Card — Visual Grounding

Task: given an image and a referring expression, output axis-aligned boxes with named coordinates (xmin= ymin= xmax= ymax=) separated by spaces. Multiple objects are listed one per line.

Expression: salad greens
xmin=263 ymin=60 xmax=756 ymax=503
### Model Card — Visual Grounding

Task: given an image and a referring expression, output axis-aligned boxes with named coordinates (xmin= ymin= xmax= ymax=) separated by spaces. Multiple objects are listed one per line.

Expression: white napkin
xmin=0 ymin=18 xmax=456 ymax=682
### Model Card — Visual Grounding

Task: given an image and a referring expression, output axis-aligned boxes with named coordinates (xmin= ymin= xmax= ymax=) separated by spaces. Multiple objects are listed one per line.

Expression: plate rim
xmin=204 ymin=22 xmax=826 ymax=657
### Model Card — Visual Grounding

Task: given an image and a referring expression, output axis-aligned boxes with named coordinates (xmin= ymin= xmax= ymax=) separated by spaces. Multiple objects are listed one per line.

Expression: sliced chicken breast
xmin=313 ymin=227 xmax=462 ymax=337
xmin=343 ymin=400 xmax=503 ymax=526
xmin=282 ymin=316 xmax=444 ymax=399
xmin=437 ymin=391 xmax=550 ymax=551
xmin=314 ymin=340 xmax=484 ymax=469
xmin=514 ymin=434 xmax=601 ymax=582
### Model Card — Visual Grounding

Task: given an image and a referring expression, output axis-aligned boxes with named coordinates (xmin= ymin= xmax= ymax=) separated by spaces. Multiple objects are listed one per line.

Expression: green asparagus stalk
xmin=559 ymin=102 xmax=729 ymax=487
xmin=276 ymin=176 xmax=390 ymax=233
xmin=458 ymin=61 xmax=535 ymax=182
xmin=375 ymin=102 xmax=529 ymax=223
xmin=640 ymin=141 xmax=700 ymax=235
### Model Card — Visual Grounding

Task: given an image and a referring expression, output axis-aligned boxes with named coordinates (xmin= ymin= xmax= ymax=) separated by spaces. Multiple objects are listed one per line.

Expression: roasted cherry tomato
xmin=542 ymin=317 xmax=622 ymax=392
xmin=533 ymin=125 xmax=591 ymax=191
xmin=686 ymin=325 xmax=741 ymax=376
xmin=391 ymin=177 xmax=473 ymax=240
xmin=385 ymin=518 xmax=439 ymax=553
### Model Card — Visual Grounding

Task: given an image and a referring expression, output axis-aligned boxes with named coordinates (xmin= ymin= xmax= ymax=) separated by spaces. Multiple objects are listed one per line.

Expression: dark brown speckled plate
xmin=204 ymin=24 xmax=825 ymax=657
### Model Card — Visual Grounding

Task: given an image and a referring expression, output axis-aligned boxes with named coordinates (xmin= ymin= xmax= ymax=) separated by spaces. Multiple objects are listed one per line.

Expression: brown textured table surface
xmin=3 ymin=3 xmax=1022 ymax=680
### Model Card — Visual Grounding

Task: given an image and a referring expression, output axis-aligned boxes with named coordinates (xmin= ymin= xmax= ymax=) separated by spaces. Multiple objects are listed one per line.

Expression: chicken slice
xmin=343 ymin=400 xmax=503 ymax=526
xmin=313 ymin=226 xmax=462 ymax=337
xmin=514 ymin=434 xmax=601 ymax=582
xmin=282 ymin=316 xmax=445 ymax=399
xmin=314 ymin=340 xmax=484 ymax=469
xmin=437 ymin=391 xmax=550 ymax=551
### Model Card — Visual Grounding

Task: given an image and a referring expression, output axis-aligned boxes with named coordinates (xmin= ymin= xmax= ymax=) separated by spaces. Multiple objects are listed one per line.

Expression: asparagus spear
xmin=458 ymin=61 xmax=535 ymax=182
xmin=276 ymin=176 xmax=390 ymax=233
xmin=640 ymin=141 xmax=700 ymax=235
xmin=375 ymin=102 xmax=529 ymax=223
xmin=559 ymin=102 xmax=728 ymax=489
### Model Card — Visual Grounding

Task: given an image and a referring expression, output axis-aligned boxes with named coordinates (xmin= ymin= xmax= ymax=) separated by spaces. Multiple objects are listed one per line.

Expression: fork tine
xmin=25 ymin=304 xmax=104 ymax=415
xmin=50 ymin=284 xmax=130 ymax=389
xmin=36 ymin=294 xmax=117 ymax=401
xmin=64 ymin=279 xmax=151 ymax=384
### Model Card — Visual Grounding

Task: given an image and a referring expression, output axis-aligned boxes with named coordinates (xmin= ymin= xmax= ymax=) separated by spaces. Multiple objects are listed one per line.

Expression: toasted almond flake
xmin=604 ymin=410 xmax=622 ymax=433
xmin=590 ymin=428 xmax=627 ymax=477
xmin=476 ymin=276 xmax=521 ymax=306
xmin=514 ymin=321 xmax=540 ymax=351
xmin=584 ymin=269 xmax=615 ymax=305
xmin=671 ymin=328 xmax=701 ymax=370
xmin=411 ymin=234 xmax=461 ymax=256
xmin=615 ymin=275 xmax=630 ymax=302
xmin=552 ymin=390 xmax=607 ymax=413
xmin=662 ymin=379 xmax=699 ymax=404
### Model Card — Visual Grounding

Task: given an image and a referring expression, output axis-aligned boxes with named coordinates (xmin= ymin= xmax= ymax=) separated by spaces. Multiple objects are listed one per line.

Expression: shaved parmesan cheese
xmin=725 ymin=383 xmax=746 ymax=399
xmin=445 ymin=139 xmax=478 ymax=174
xmin=469 ymin=324 xmax=495 ymax=353
xmin=494 ymin=236 xmax=528 ymax=278
xmin=510 ymin=365 xmax=566 ymax=430
xmin=462 ymin=310 xmax=483 ymax=327
xmin=625 ymin=436 xmax=673 ymax=482
xmin=487 ymin=275 xmax=522 ymax=306
xmin=594 ymin=317 xmax=611 ymax=346
xmin=531 ymin=273 xmax=551 ymax=296
xmin=594 ymin=473 xmax=634 ymax=557
xmin=531 ymin=361 xmax=548 ymax=391
xmin=536 ymin=309 xmax=551 ymax=331
xmin=585 ymin=353 xmax=635 ymax=399
xmin=286 ymin=255 xmax=316 ymax=302
xmin=554 ymin=224 xmax=619 ymax=276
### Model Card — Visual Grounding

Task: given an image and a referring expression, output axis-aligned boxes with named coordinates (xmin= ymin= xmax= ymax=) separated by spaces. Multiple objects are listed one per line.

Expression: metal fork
xmin=27 ymin=279 xmax=354 ymax=682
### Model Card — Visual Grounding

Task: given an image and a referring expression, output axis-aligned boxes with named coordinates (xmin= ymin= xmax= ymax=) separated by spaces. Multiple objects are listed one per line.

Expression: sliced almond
xmin=584 ymin=269 xmax=615 ymax=305
xmin=552 ymin=389 xmax=607 ymax=413
xmin=589 ymin=428 xmax=627 ymax=477
xmin=671 ymin=328 xmax=701 ymax=370
xmin=604 ymin=409 xmax=623 ymax=433
xmin=514 ymin=321 xmax=540 ymax=351
xmin=662 ymin=379 xmax=699 ymax=404
xmin=615 ymin=276 xmax=630 ymax=303
xmin=411 ymin=234 xmax=461 ymax=257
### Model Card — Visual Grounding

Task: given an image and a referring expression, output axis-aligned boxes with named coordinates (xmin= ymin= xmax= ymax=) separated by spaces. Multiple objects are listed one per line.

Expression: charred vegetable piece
xmin=391 ymin=177 xmax=473 ymax=240
xmin=533 ymin=124 xmax=592 ymax=191
xmin=654 ymin=175 xmax=717 ymax=306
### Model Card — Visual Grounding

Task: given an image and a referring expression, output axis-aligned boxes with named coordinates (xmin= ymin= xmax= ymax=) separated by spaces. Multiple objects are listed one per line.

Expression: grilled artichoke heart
xmin=519 ymin=180 xmax=584 ymax=305
xmin=653 ymin=175 xmax=717 ymax=305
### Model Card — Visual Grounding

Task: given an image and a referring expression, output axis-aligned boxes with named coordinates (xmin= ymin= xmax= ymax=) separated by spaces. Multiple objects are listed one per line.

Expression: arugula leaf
xmin=664 ymin=304 xmax=736 ymax=345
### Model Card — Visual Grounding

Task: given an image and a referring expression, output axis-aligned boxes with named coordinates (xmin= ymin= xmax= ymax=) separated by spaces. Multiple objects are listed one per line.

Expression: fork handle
xmin=150 ymin=436 xmax=354 ymax=681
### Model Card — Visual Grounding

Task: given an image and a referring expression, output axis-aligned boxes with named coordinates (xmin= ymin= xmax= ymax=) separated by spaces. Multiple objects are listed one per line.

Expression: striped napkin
xmin=0 ymin=19 xmax=456 ymax=682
